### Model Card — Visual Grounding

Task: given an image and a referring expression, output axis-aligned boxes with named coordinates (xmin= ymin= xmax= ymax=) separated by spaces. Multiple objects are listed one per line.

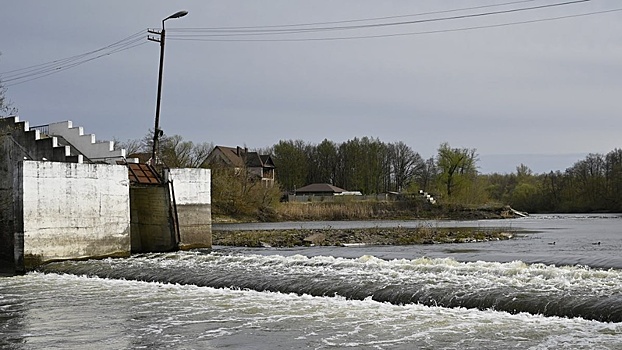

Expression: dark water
xmin=1 ymin=214 xmax=621 ymax=349
xmin=214 ymin=213 xmax=622 ymax=268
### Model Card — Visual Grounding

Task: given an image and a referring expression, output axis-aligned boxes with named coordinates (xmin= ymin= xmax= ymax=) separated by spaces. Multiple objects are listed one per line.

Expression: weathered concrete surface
xmin=129 ymin=186 xmax=176 ymax=253
xmin=165 ymin=168 xmax=212 ymax=249
xmin=2 ymin=116 xmax=76 ymax=272
xmin=0 ymin=137 xmax=15 ymax=270
xmin=14 ymin=161 xmax=131 ymax=270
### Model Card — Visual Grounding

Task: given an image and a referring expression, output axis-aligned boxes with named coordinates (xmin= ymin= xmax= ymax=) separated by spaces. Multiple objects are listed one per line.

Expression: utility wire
xmin=5 ymin=41 xmax=148 ymax=87
xmin=0 ymin=0 xmax=614 ymax=85
xmin=3 ymin=37 xmax=144 ymax=81
xmin=167 ymin=0 xmax=590 ymax=36
xmin=1 ymin=30 xmax=147 ymax=86
xmin=166 ymin=8 xmax=622 ymax=42
xmin=1 ymin=30 xmax=145 ymax=76
xmin=170 ymin=0 xmax=540 ymax=31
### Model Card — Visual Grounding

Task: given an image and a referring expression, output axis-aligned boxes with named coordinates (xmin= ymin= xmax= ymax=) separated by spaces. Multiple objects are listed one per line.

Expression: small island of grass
xmin=213 ymin=226 xmax=515 ymax=248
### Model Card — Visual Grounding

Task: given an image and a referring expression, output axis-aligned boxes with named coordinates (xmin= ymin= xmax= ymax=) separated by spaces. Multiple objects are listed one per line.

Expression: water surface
xmin=1 ymin=214 xmax=621 ymax=349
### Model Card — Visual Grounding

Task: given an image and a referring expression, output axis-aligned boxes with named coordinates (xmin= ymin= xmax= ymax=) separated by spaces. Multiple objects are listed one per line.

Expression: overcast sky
xmin=1 ymin=1 xmax=621 ymax=174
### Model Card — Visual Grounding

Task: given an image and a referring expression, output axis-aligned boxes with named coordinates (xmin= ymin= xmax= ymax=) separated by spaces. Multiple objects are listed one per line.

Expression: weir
xmin=0 ymin=116 xmax=212 ymax=274
xmin=38 ymin=252 xmax=622 ymax=323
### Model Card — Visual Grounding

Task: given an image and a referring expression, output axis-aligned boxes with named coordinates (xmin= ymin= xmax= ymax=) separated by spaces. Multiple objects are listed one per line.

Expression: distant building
xmin=288 ymin=183 xmax=363 ymax=202
xmin=204 ymin=146 xmax=275 ymax=187
xmin=294 ymin=183 xmax=347 ymax=196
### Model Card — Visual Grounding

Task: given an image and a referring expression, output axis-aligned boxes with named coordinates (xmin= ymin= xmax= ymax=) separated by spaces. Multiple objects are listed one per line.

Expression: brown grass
xmin=275 ymin=200 xmax=428 ymax=221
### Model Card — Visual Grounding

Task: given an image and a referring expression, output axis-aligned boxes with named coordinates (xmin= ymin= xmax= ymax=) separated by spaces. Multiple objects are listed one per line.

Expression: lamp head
xmin=165 ymin=10 xmax=188 ymax=21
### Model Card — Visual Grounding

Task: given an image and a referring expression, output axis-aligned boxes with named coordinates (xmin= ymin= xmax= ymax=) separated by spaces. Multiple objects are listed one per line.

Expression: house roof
xmin=260 ymin=154 xmax=275 ymax=168
xmin=209 ymin=146 xmax=275 ymax=169
xmin=295 ymin=183 xmax=346 ymax=194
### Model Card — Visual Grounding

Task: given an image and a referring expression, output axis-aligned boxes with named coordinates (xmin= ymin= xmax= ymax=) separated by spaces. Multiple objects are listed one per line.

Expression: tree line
xmin=484 ymin=150 xmax=622 ymax=213
xmin=268 ymin=138 xmax=622 ymax=213
xmin=269 ymin=138 xmax=485 ymax=204
xmin=270 ymin=138 xmax=470 ymax=196
xmin=118 ymin=131 xmax=622 ymax=214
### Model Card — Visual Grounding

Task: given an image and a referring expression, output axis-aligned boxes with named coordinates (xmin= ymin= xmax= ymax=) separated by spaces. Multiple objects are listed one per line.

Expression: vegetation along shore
xmin=213 ymin=202 xmax=525 ymax=248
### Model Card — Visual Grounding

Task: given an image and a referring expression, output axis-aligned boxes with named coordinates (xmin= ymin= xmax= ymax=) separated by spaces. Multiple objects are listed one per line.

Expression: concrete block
xmin=15 ymin=161 xmax=131 ymax=269
xmin=165 ymin=168 xmax=212 ymax=249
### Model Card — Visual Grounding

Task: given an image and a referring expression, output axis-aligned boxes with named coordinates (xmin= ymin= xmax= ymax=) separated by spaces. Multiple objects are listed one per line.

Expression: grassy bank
xmin=213 ymin=226 xmax=515 ymax=248
xmin=214 ymin=200 xmax=525 ymax=223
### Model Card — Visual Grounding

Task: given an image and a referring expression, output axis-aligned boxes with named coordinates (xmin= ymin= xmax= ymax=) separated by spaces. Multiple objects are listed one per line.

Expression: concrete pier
xmin=1 ymin=116 xmax=212 ymax=273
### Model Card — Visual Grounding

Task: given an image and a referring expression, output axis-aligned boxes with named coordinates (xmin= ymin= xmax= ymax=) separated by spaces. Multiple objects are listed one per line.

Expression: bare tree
xmin=388 ymin=141 xmax=424 ymax=192
xmin=115 ymin=131 xmax=213 ymax=168
xmin=114 ymin=138 xmax=143 ymax=155
xmin=0 ymin=52 xmax=18 ymax=117
xmin=160 ymin=134 xmax=213 ymax=168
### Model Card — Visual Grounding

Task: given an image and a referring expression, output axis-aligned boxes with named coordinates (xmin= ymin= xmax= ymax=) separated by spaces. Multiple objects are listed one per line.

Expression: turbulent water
xmin=1 ymin=214 xmax=622 ymax=349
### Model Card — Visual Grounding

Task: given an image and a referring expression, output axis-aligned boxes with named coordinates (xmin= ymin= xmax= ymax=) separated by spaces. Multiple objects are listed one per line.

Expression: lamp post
xmin=148 ymin=10 xmax=188 ymax=167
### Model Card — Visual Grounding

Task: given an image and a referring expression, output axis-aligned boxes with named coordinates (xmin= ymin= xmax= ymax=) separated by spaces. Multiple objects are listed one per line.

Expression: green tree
xmin=605 ymin=149 xmax=622 ymax=211
xmin=509 ymin=182 xmax=540 ymax=212
xmin=273 ymin=139 xmax=309 ymax=192
xmin=436 ymin=142 xmax=478 ymax=199
xmin=564 ymin=153 xmax=607 ymax=211
xmin=307 ymin=139 xmax=338 ymax=185
xmin=211 ymin=164 xmax=281 ymax=220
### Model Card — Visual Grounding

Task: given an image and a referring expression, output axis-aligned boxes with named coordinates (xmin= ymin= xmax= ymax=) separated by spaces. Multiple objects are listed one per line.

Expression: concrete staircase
xmin=418 ymin=189 xmax=437 ymax=205
xmin=0 ymin=117 xmax=136 ymax=164
xmin=47 ymin=121 xmax=127 ymax=164
xmin=0 ymin=116 xmax=80 ymax=163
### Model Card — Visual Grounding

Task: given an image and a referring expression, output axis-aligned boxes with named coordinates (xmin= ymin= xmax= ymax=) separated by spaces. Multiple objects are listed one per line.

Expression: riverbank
xmin=213 ymin=226 xmax=515 ymax=248
xmin=214 ymin=202 xmax=527 ymax=224
xmin=212 ymin=202 xmax=523 ymax=247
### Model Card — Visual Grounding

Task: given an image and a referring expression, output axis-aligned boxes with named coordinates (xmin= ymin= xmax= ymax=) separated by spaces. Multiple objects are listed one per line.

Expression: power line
xmin=5 ymin=41 xmax=148 ymax=87
xmin=170 ymin=0 xmax=540 ymax=31
xmin=167 ymin=8 xmax=621 ymax=43
xmin=1 ymin=30 xmax=147 ymax=87
xmin=1 ymin=30 xmax=145 ymax=76
xmin=1 ymin=0 xmax=615 ymax=85
xmin=167 ymin=0 xmax=590 ymax=37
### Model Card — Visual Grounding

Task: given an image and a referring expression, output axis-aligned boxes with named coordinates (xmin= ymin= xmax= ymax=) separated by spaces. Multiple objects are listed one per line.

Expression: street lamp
xmin=148 ymin=10 xmax=188 ymax=167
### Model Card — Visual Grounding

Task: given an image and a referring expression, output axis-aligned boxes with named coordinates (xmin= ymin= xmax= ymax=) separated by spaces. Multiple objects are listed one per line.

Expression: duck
xmin=548 ymin=241 xmax=556 ymax=245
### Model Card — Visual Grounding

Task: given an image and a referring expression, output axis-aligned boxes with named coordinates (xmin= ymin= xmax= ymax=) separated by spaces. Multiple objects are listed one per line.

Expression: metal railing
xmin=29 ymin=124 xmax=49 ymax=136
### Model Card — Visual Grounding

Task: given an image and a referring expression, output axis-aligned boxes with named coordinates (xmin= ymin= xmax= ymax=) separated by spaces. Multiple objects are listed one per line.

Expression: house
xmin=295 ymin=183 xmax=347 ymax=196
xmin=294 ymin=183 xmax=363 ymax=196
xmin=288 ymin=183 xmax=363 ymax=202
xmin=204 ymin=146 xmax=275 ymax=187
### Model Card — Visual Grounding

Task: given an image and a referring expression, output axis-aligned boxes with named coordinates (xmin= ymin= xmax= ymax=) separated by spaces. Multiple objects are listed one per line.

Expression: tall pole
xmin=148 ymin=10 xmax=188 ymax=167
xmin=151 ymin=24 xmax=165 ymax=167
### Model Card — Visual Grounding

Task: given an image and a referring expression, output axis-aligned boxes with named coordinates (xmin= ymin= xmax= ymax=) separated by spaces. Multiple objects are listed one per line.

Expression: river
xmin=1 ymin=214 xmax=621 ymax=349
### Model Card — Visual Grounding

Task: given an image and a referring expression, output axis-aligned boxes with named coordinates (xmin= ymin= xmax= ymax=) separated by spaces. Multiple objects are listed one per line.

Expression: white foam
xmin=3 ymin=272 xmax=621 ymax=349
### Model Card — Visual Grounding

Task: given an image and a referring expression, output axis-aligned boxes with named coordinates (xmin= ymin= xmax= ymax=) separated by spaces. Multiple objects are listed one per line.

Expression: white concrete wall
xmin=165 ymin=168 xmax=212 ymax=249
xmin=16 ymin=161 xmax=131 ymax=267
xmin=166 ymin=168 xmax=211 ymax=205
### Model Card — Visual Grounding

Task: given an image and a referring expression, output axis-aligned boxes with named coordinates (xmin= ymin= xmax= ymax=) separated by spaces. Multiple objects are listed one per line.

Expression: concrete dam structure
xmin=0 ymin=116 xmax=211 ymax=274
